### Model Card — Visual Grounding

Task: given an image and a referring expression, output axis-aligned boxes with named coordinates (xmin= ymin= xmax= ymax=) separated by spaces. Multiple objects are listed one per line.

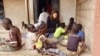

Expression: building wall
xmin=3 ymin=0 xmax=28 ymax=30
xmin=60 ymin=0 xmax=76 ymax=25
xmin=93 ymin=0 xmax=100 ymax=55
xmin=76 ymin=0 xmax=95 ymax=52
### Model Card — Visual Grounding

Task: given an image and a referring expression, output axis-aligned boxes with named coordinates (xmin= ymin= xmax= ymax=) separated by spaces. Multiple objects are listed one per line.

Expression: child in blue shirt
xmin=77 ymin=24 xmax=87 ymax=52
xmin=77 ymin=24 xmax=85 ymax=41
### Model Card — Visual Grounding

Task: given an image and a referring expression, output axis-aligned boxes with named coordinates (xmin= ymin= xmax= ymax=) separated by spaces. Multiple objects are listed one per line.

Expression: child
xmin=35 ymin=35 xmax=67 ymax=56
xmin=25 ymin=24 xmax=37 ymax=50
xmin=77 ymin=24 xmax=85 ymax=41
xmin=54 ymin=23 xmax=66 ymax=38
xmin=77 ymin=24 xmax=87 ymax=50
xmin=67 ymin=24 xmax=81 ymax=56
xmin=36 ymin=21 xmax=47 ymax=36
xmin=42 ymin=41 xmax=67 ymax=56
xmin=35 ymin=35 xmax=46 ymax=53
xmin=53 ymin=23 xmax=66 ymax=44
xmin=0 ymin=18 xmax=22 ymax=52
xmin=34 ymin=8 xmax=49 ymax=29
xmin=67 ymin=17 xmax=76 ymax=33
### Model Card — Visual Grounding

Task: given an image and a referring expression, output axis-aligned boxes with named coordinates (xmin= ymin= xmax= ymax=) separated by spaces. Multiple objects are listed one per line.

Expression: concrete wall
xmin=76 ymin=0 xmax=95 ymax=52
xmin=60 ymin=0 xmax=76 ymax=25
xmin=93 ymin=0 xmax=100 ymax=55
xmin=3 ymin=0 xmax=28 ymax=30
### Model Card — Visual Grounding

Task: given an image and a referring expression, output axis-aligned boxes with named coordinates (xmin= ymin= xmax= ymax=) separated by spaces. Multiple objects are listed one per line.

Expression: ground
xmin=0 ymin=47 xmax=92 ymax=56
xmin=0 ymin=24 xmax=92 ymax=56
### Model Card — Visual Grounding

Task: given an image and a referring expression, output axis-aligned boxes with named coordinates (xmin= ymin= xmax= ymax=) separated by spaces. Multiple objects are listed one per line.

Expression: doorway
xmin=33 ymin=0 xmax=59 ymax=23
xmin=0 ymin=0 xmax=5 ymax=20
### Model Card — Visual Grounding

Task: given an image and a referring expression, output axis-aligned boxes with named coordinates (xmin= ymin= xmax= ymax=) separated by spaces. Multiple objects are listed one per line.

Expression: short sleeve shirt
xmin=77 ymin=31 xmax=84 ymax=38
xmin=67 ymin=34 xmax=81 ymax=51
xmin=54 ymin=27 xmax=65 ymax=39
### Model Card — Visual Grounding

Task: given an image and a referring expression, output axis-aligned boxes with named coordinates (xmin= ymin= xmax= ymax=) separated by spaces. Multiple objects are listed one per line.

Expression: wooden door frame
xmin=25 ymin=0 xmax=34 ymax=24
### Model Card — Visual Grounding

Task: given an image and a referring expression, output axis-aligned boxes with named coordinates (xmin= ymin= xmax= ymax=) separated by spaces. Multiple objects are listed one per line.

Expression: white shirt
xmin=34 ymin=12 xmax=49 ymax=29
xmin=25 ymin=32 xmax=37 ymax=50
xmin=38 ymin=12 xmax=49 ymax=23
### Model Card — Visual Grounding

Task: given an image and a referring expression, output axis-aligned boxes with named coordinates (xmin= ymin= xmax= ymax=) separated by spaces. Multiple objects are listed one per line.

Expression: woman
xmin=46 ymin=10 xmax=60 ymax=37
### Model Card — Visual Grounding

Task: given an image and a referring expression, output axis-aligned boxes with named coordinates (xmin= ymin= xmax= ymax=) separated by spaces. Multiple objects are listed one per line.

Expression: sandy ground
xmin=0 ymin=47 xmax=92 ymax=56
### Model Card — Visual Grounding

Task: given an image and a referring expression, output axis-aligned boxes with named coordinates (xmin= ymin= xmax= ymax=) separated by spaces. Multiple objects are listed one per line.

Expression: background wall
xmin=76 ymin=0 xmax=95 ymax=52
xmin=3 ymin=0 xmax=28 ymax=30
xmin=93 ymin=0 xmax=100 ymax=56
xmin=60 ymin=0 xmax=76 ymax=25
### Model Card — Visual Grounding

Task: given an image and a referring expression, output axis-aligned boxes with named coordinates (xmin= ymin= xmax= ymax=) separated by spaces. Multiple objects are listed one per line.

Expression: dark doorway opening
xmin=0 ymin=0 xmax=5 ymax=20
xmin=38 ymin=0 xmax=51 ymax=16
xmin=34 ymin=0 xmax=59 ymax=23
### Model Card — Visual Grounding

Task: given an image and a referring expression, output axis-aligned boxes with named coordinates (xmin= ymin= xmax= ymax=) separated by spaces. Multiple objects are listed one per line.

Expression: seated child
xmin=77 ymin=24 xmax=87 ymax=50
xmin=67 ymin=24 xmax=82 ymax=56
xmin=25 ymin=24 xmax=37 ymax=50
xmin=35 ymin=35 xmax=46 ymax=53
xmin=36 ymin=21 xmax=47 ymax=36
xmin=54 ymin=23 xmax=66 ymax=38
xmin=42 ymin=41 xmax=67 ymax=56
xmin=53 ymin=23 xmax=66 ymax=43
xmin=0 ymin=18 xmax=22 ymax=52
xmin=67 ymin=17 xmax=76 ymax=33
xmin=77 ymin=24 xmax=84 ymax=41
xmin=35 ymin=35 xmax=67 ymax=56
